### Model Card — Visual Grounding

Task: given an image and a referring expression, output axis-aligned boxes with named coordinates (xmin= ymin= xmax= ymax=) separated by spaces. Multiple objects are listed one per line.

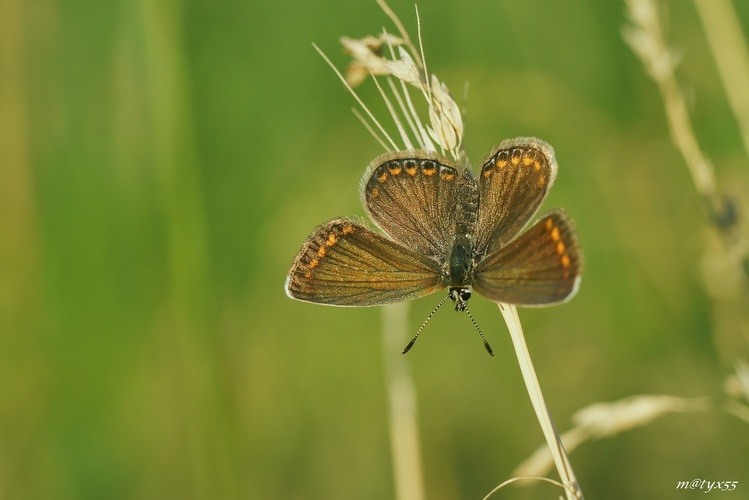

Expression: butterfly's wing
xmin=474 ymin=137 xmax=558 ymax=257
xmin=472 ymin=210 xmax=582 ymax=305
xmin=360 ymin=150 xmax=461 ymax=258
xmin=285 ymin=217 xmax=445 ymax=306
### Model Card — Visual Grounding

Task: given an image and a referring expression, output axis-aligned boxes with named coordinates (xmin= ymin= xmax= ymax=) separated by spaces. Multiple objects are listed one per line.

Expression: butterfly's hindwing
xmin=472 ymin=210 xmax=582 ymax=305
xmin=285 ymin=217 xmax=444 ymax=306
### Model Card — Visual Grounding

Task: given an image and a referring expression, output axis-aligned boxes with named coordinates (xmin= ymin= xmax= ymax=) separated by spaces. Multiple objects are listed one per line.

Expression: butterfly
xmin=285 ymin=137 xmax=581 ymax=352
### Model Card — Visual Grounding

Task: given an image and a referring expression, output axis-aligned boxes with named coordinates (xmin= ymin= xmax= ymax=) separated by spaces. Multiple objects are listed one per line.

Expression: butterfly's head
xmin=449 ymin=287 xmax=472 ymax=312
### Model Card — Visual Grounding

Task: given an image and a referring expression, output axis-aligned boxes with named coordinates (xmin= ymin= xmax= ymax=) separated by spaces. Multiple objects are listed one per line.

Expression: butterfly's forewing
xmin=361 ymin=150 xmax=461 ymax=258
xmin=285 ymin=217 xmax=444 ymax=306
xmin=474 ymin=138 xmax=557 ymax=257
xmin=472 ymin=210 xmax=582 ymax=305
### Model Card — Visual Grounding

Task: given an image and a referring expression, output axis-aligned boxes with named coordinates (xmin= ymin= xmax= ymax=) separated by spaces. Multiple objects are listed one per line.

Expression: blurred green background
xmin=2 ymin=0 xmax=749 ymax=498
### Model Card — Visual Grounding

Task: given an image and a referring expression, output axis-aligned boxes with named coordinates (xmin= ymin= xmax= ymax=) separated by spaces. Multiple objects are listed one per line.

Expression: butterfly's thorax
xmin=443 ymin=169 xmax=479 ymax=287
xmin=454 ymin=169 xmax=478 ymax=240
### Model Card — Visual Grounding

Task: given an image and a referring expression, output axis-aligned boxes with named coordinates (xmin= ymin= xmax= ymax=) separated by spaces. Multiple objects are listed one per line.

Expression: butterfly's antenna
xmin=402 ymin=294 xmax=449 ymax=354
xmin=464 ymin=306 xmax=494 ymax=356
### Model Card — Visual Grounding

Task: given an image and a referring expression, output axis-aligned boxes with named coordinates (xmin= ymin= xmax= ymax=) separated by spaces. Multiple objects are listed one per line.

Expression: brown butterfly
xmin=285 ymin=137 xmax=581 ymax=352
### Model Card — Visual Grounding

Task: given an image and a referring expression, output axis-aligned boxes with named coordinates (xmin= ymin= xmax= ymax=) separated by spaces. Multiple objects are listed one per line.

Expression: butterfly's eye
xmin=458 ymin=288 xmax=471 ymax=302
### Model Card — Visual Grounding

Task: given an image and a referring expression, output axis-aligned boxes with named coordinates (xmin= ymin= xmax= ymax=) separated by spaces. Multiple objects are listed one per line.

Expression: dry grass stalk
xmin=514 ymin=395 xmax=710 ymax=477
xmin=693 ymin=0 xmax=749 ymax=160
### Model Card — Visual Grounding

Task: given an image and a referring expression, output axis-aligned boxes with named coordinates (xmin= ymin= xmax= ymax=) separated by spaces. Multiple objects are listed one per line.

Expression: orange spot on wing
xmin=326 ymin=233 xmax=338 ymax=246
xmin=388 ymin=165 xmax=402 ymax=175
xmin=378 ymin=171 xmax=388 ymax=183
xmin=370 ymin=187 xmax=380 ymax=199
xmin=523 ymin=157 xmax=533 ymax=166
xmin=538 ymin=174 xmax=546 ymax=186
xmin=441 ymin=172 xmax=455 ymax=181
xmin=550 ymin=227 xmax=560 ymax=241
xmin=317 ymin=246 xmax=326 ymax=257
xmin=545 ymin=219 xmax=553 ymax=230
xmin=423 ymin=166 xmax=436 ymax=176
xmin=309 ymin=258 xmax=319 ymax=269
xmin=405 ymin=164 xmax=418 ymax=176
xmin=556 ymin=241 xmax=566 ymax=255
xmin=534 ymin=160 xmax=541 ymax=171
xmin=483 ymin=168 xmax=492 ymax=178
xmin=511 ymin=156 xmax=520 ymax=166
xmin=496 ymin=159 xmax=507 ymax=168
xmin=342 ymin=224 xmax=354 ymax=235
xmin=561 ymin=254 xmax=571 ymax=267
